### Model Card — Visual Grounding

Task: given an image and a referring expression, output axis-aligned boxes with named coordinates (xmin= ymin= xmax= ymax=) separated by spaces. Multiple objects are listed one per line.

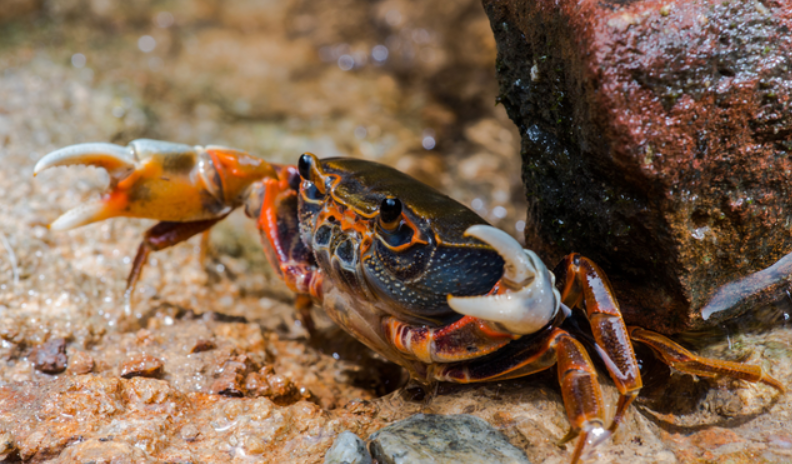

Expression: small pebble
xmin=32 ymin=338 xmax=68 ymax=374
xmin=245 ymin=435 xmax=267 ymax=455
xmin=369 ymin=414 xmax=530 ymax=464
xmin=179 ymin=424 xmax=200 ymax=442
xmin=244 ymin=370 xmax=272 ymax=397
xmin=68 ymin=350 xmax=95 ymax=375
xmin=0 ymin=431 xmax=15 ymax=458
xmin=190 ymin=338 xmax=217 ymax=354
xmin=266 ymin=373 xmax=301 ymax=405
xmin=119 ymin=353 xmax=164 ymax=379
xmin=210 ymin=354 xmax=255 ymax=397
xmin=325 ymin=431 xmax=372 ymax=464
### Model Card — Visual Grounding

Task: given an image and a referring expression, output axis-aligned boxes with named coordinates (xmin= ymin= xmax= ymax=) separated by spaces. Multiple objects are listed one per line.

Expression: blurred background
xmin=0 ymin=0 xmax=528 ymax=342
xmin=0 ymin=0 xmax=525 ymax=234
xmin=0 ymin=0 xmax=527 ymax=398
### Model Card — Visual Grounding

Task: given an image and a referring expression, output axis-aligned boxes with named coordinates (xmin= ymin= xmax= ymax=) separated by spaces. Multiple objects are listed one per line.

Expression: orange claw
xmin=34 ymin=139 xmax=277 ymax=230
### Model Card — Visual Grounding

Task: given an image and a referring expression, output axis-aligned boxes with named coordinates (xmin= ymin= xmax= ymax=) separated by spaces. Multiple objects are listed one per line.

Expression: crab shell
xmin=295 ymin=155 xmax=560 ymax=373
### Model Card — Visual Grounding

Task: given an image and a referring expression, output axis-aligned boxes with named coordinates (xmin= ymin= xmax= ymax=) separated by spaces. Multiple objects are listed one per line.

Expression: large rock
xmin=484 ymin=0 xmax=792 ymax=332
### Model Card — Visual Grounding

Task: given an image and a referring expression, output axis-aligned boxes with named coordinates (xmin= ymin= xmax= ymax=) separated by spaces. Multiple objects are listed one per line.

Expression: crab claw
xmin=34 ymin=139 xmax=277 ymax=230
xmin=448 ymin=225 xmax=561 ymax=335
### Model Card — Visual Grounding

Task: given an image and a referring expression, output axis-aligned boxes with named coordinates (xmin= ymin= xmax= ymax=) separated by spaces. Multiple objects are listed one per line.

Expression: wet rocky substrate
xmin=1 ymin=1 xmax=791 ymax=463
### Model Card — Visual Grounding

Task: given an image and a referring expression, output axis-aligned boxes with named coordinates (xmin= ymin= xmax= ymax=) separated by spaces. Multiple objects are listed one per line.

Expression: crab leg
xmin=250 ymin=164 xmax=322 ymax=333
xmin=383 ymin=315 xmax=516 ymax=364
xmin=628 ymin=327 xmax=785 ymax=392
xmin=555 ymin=329 xmax=610 ymax=464
xmin=432 ymin=326 xmax=608 ymax=464
xmin=554 ymin=254 xmax=642 ymax=433
xmin=124 ymin=218 xmax=226 ymax=303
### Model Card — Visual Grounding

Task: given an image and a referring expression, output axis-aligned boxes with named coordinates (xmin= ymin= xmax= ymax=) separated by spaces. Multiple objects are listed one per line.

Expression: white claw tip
xmin=449 ymin=225 xmax=560 ymax=335
xmin=34 ymin=142 xmax=136 ymax=176
xmin=49 ymin=202 xmax=111 ymax=231
xmin=464 ymin=224 xmax=534 ymax=286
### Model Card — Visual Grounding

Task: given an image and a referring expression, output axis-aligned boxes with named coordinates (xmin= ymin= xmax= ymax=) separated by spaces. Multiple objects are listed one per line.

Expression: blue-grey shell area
xmin=300 ymin=157 xmax=506 ymax=326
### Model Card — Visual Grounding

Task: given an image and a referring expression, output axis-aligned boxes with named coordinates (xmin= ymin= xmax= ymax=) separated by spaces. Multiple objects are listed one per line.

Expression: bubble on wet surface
xmin=138 ymin=35 xmax=157 ymax=53
xmin=385 ymin=10 xmax=403 ymax=27
xmin=71 ymin=53 xmax=86 ymax=68
xmin=691 ymin=226 xmax=710 ymax=240
xmin=337 ymin=55 xmax=355 ymax=71
xmin=372 ymin=45 xmax=389 ymax=62
xmin=422 ymin=129 xmax=436 ymax=150
xmin=155 ymin=11 xmax=174 ymax=29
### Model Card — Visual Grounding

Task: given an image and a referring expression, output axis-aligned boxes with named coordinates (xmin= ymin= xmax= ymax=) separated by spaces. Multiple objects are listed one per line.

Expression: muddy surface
xmin=0 ymin=1 xmax=791 ymax=463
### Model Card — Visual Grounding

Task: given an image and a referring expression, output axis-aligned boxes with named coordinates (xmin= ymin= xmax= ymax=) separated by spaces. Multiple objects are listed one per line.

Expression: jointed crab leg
xmin=383 ymin=315 xmax=516 ymax=363
xmin=432 ymin=324 xmax=608 ymax=464
xmin=124 ymin=218 xmax=226 ymax=303
xmin=555 ymin=329 xmax=609 ymax=464
xmin=628 ymin=327 xmax=785 ymax=392
xmin=554 ymin=254 xmax=642 ymax=433
xmin=556 ymin=253 xmax=785 ymax=434
xmin=250 ymin=163 xmax=322 ymax=333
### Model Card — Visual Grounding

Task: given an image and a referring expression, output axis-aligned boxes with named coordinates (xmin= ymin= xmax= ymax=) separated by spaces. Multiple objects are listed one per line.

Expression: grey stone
xmin=368 ymin=414 xmax=530 ymax=464
xmin=324 ymin=431 xmax=372 ymax=464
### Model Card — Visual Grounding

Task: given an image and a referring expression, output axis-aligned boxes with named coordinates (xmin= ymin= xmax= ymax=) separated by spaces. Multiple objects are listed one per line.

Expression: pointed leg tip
xmin=762 ymin=375 xmax=786 ymax=393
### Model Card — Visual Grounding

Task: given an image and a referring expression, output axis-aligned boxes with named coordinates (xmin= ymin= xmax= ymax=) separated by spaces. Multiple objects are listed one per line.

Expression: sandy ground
xmin=0 ymin=1 xmax=791 ymax=463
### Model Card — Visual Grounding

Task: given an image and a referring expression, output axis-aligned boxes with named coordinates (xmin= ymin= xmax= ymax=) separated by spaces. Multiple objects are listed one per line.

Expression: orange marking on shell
xmin=309 ymin=171 xmax=428 ymax=250
xmin=394 ymin=213 xmax=428 ymax=249
xmin=319 ymin=202 xmax=374 ymax=239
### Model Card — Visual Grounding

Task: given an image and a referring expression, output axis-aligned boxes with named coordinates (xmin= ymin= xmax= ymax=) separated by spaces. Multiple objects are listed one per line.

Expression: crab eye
xmin=379 ymin=197 xmax=402 ymax=230
xmin=298 ymin=154 xmax=312 ymax=180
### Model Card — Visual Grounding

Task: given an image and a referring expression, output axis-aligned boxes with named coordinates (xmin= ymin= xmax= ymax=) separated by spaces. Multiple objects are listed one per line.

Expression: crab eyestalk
xmin=448 ymin=225 xmax=561 ymax=335
xmin=34 ymin=139 xmax=277 ymax=230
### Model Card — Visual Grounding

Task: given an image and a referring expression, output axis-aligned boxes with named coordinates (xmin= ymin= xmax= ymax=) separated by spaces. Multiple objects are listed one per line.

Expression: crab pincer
xmin=34 ymin=139 xmax=280 ymax=303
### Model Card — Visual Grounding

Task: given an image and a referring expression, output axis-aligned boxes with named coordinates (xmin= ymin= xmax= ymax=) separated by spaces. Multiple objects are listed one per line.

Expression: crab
xmin=35 ymin=139 xmax=784 ymax=463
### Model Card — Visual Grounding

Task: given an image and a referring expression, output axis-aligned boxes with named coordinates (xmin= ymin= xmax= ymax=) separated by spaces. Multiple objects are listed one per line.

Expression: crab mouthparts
xmin=447 ymin=225 xmax=560 ymax=335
